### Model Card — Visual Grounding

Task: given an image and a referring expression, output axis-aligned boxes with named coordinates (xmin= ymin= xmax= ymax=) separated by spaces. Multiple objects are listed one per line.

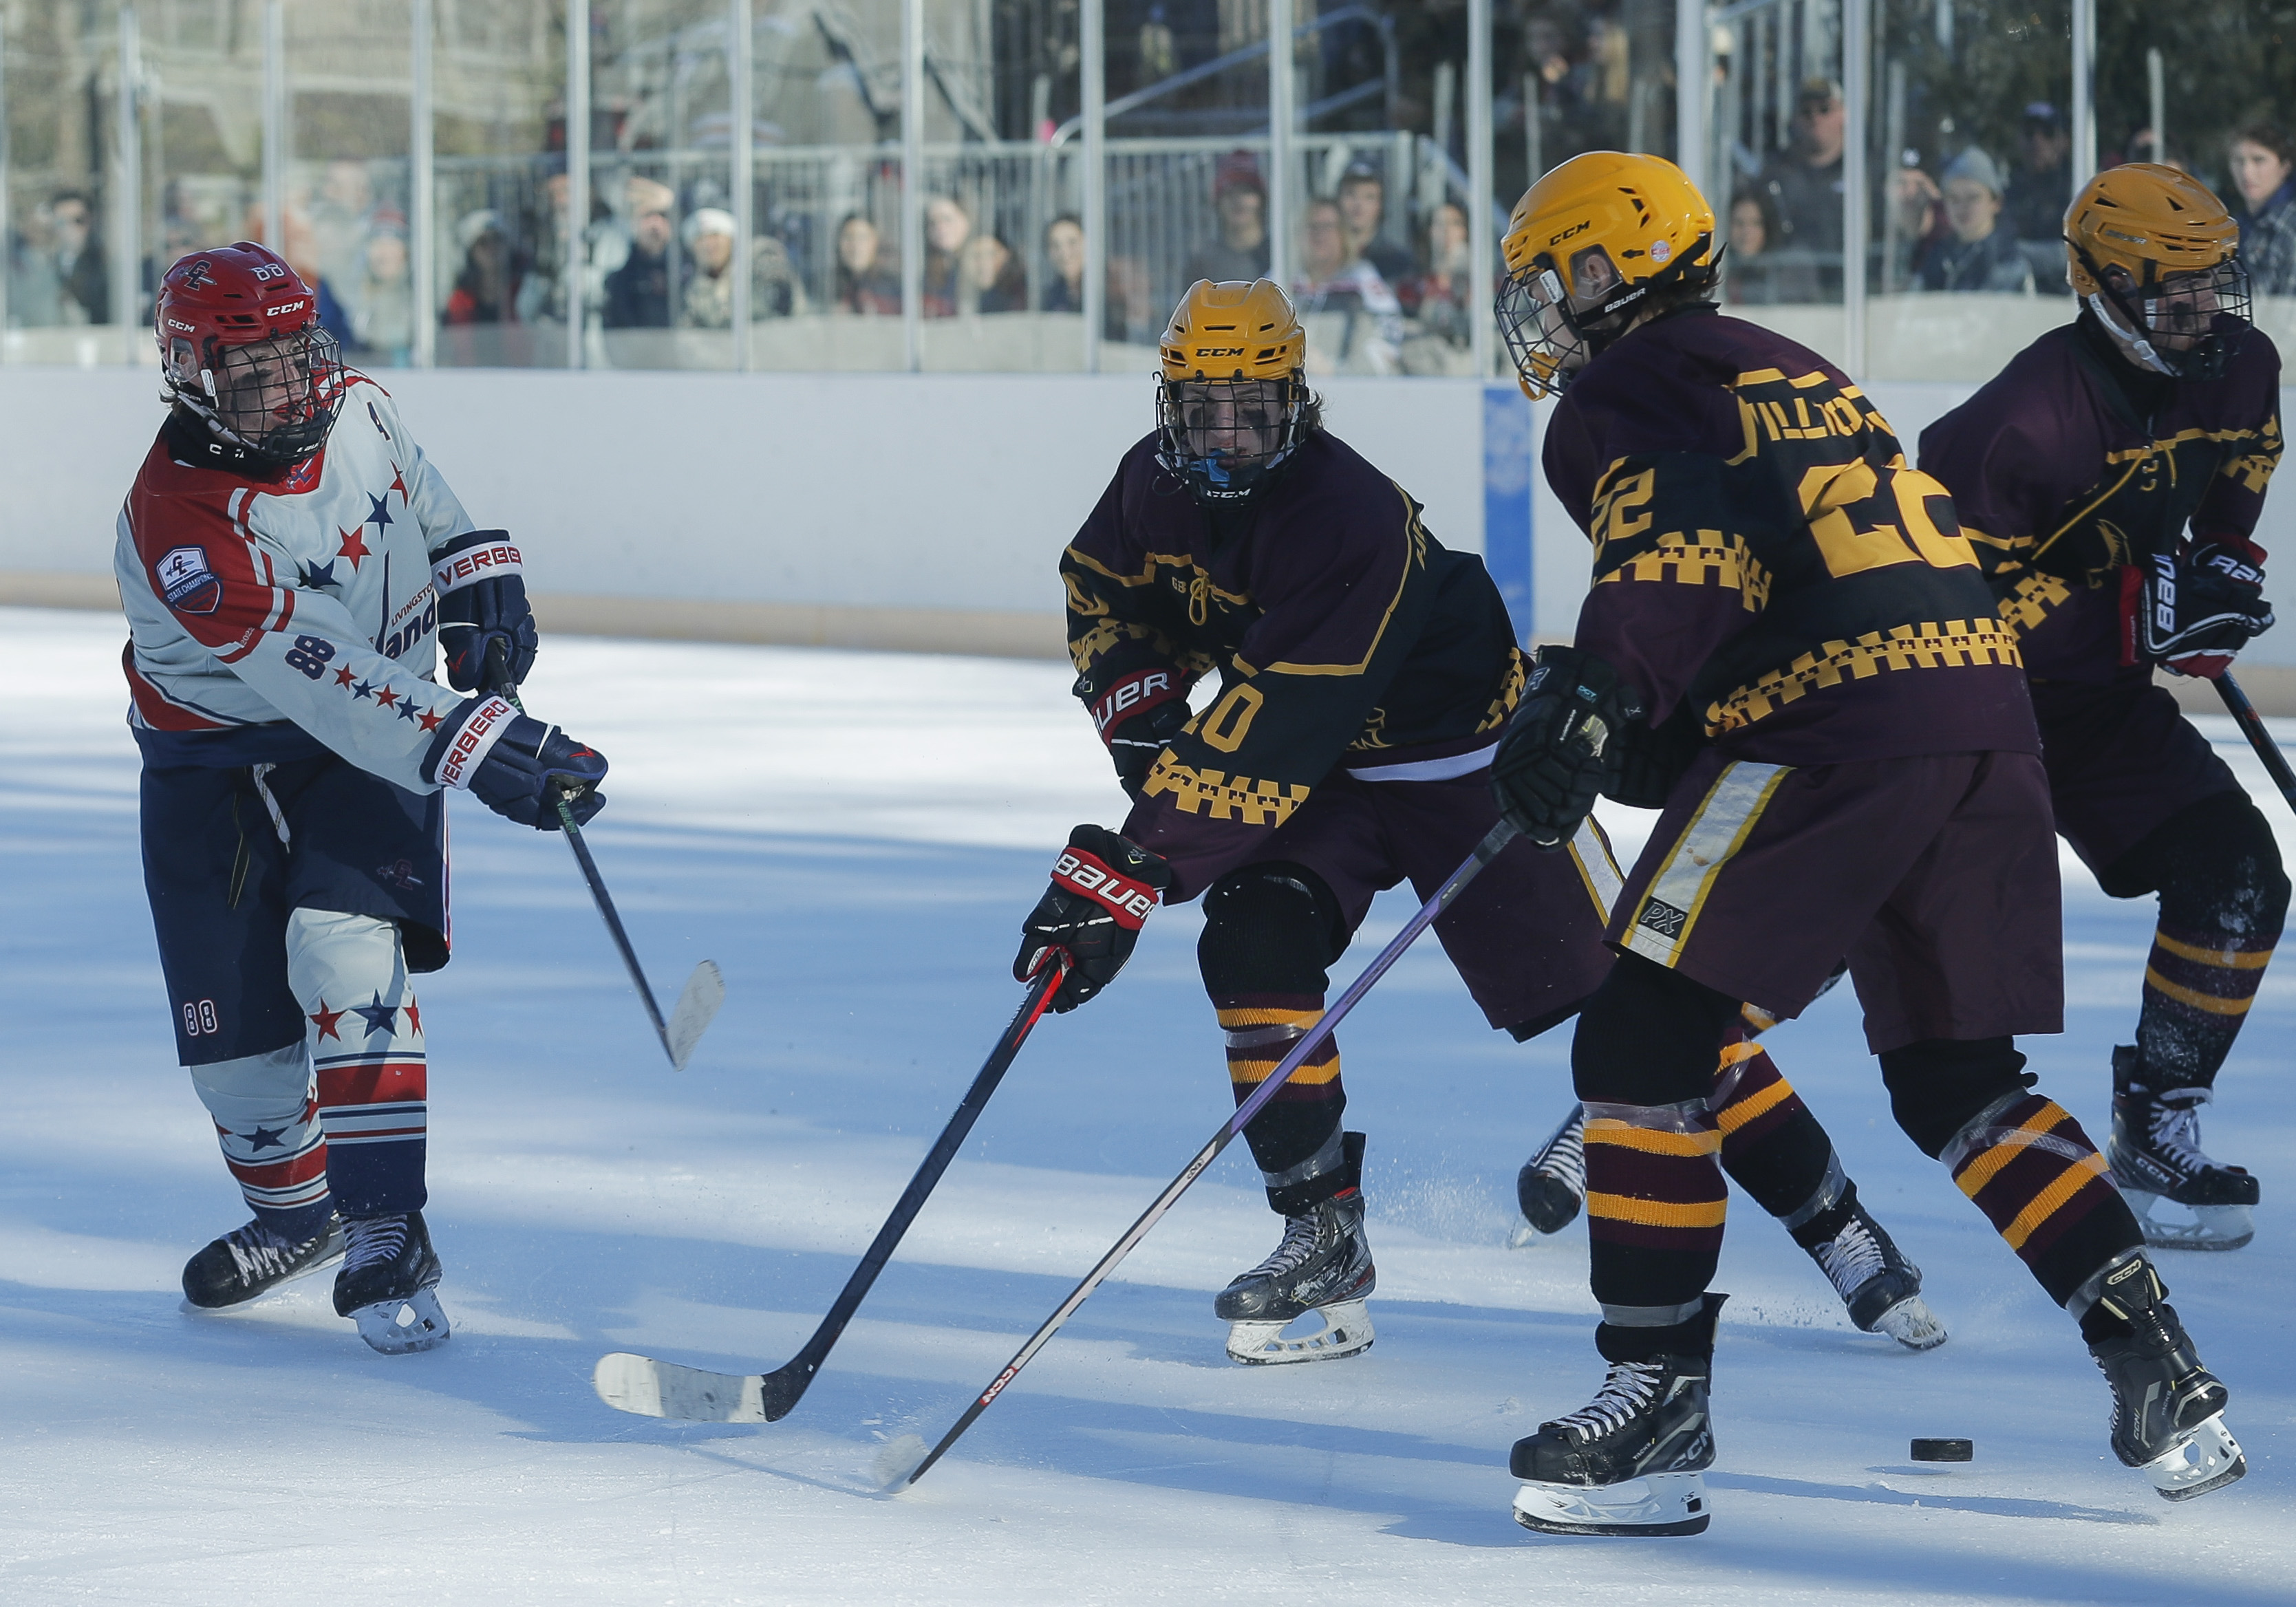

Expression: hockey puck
xmin=1910 ymin=1438 xmax=1973 ymax=1463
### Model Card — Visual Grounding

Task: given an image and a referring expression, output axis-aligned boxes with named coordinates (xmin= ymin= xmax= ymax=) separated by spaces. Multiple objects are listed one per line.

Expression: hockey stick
xmin=2215 ymin=671 xmax=2296 ymax=813
xmin=886 ymin=819 xmax=1521 ymax=1491
xmin=486 ymin=641 xmax=724 ymax=1071
xmin=591 ymin=956 xmax=1071 ymax=1423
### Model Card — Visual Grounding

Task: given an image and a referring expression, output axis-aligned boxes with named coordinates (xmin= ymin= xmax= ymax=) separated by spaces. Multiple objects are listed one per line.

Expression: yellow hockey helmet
xmin=2066 ymin=163 xmax=2249 ymax=380
xmin=1156 ymin=279 xmax=1313 ymax=501
xmin=1495 ymin=152 xmax=1720 ymax=399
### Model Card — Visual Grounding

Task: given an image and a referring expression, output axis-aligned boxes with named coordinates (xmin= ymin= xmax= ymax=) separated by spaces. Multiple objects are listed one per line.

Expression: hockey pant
xmin=191 ymin=909 xmax=429 ymax=1239
xmin=1576 ymin=953 xmax=2144 ymax=1359
xmin=1198 ymin=862 xmax=1849 ymax=1228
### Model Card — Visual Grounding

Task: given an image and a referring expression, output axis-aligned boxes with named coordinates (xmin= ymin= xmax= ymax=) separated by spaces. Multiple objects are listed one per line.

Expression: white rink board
xmin=2 ymin=607 xmax=2293 ymax=1604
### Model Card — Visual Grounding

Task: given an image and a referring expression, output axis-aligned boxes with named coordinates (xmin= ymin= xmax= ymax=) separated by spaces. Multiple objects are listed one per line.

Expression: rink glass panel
xmin=288 ymin=3 xmax=418 ymax=374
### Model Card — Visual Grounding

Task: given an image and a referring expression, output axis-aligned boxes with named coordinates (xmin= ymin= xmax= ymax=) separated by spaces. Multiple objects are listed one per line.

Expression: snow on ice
xmin=1 ymin=605 xmax=2290 ymax=1604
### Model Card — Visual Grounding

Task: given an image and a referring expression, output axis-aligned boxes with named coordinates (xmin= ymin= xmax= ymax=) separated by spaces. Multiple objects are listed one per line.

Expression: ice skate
xmin=332 ymin=1211 xmax=451 ymax=1355
xmin=1511 ymin=1295 xmax=1724 ymax=1536
xmin=2083 ymin=1256 xmax=2244 ymax=1500
xmin=1216 ymin=1165 xmax=1375 ymax=1365
xmin=2107 ymin=1048 xmax=2257 ymax=1251
xmin=1805 ymin=1200 xmax=1946 ymax=1350
xmin=1511 ymin=1103 xmax=1585 ymax=1247
xmin=181 ymin=1214 xmax=344 ymax=1311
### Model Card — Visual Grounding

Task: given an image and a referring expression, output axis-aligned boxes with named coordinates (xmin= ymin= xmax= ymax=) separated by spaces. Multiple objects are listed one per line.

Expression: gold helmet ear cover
xmin=1155 ymin=279 xmax=1314 ymax=501
xmin=1496 ymin=151 xmax=1721 ymax=399
xmin=2065 ymin=163 xmax=2251 ymax=380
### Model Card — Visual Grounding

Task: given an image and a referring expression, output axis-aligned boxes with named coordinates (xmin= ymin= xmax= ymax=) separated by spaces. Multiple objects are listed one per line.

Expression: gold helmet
xmin=2065 ymin=163 xmax=2250 ymax=380
xmin=1496 ymin=151 xmax=1720 ymax=399
xmin=1155 ymin=279 xmax=1313 ymax=501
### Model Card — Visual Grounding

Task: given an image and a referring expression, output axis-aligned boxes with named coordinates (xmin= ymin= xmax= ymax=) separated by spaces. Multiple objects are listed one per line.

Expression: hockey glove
xmin=1080 ymin=666 xmax=1197 ymax=799
xmin=1490 ymin=646 xmax=1644 ymax=848
xmin=1013 ymin=824 xmax=1173 ymax=1012
xmin=432 ymin=530 xmax=539 ymax=692
xmin=425 ymin=695 xmax=608 ymax=832
xmin=2125 ymin=544 xmax=2274 ymax=679
xmin=1606 ymin=702 xmax=1706 ymax=810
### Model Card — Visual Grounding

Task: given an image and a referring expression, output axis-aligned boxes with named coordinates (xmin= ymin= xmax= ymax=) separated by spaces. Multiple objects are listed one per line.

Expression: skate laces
xmin=1238 ymin=1209 xmax=1327 ymax=1283
xmin=1815 ymin=1214 xmax=1889 ymax=1300
xmin=1553 ymin=1360 xmax=1665 ymax=1442
xmin=2146 ymin=1092 xmax=2214 ymax=1172
xmin=341 ymin=1216 xmax=410 ymax=1275
xmin=1534 ymin=1119 xmax=1587 ymax=1196
xmin=224 ymin=1221 xmax=307 ymax=1280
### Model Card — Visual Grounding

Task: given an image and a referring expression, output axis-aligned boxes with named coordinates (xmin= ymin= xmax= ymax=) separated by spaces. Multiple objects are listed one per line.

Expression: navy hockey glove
xmin=1080 ymin=665 xmax=1196 ymax=799
xmin=2125 ymin=544 xmax=2274 ymax=679
xmin=1605 ymin=703 xmax=1706 ymax=810
xmin=1014 ymin=825 xmax=1172 ymax=1012
xmin=432 ymin=530 xmax=538 ymax=692
xmin=1490 ymin=647 xmax=1644 ymax=848
xmin=425 ymin=695 xmax=608 ymax=832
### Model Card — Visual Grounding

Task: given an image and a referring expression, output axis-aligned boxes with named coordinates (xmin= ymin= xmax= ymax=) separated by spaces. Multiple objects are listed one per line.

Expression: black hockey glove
xmin=433 ymin=530 xmax=539 ymax=692
xmin=1013 ymin=825 xmax=1173 ymax=1013
xmin=1605 ymin=702 xmax=1706 ymax=810
xmin=1080 ymin=665 xmax=1197 ymax=799
xmin=1490 ymin=646 xmax=1644 ymax=849
xmin=2125 ymin=544 xmax=2274 ymax=679
xmin=426 ymin=695 xmax=608 ymax=832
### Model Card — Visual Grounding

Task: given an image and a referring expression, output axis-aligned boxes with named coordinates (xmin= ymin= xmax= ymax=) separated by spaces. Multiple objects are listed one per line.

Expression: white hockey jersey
xmin=117 ymin=375 xmax=486 ymax=791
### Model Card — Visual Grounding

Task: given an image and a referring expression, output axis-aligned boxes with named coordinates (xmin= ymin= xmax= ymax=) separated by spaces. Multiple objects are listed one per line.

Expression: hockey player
xmin=1920 ymin=165 xmax=2285 ymax=1253
xmin=1490 ymin=152 xmax=2243 ymax=1533
xmin=1009 ymin=277 xmax=1939 ymax=1368
xmin=120 ymin=243 xmax=609 ymax=1352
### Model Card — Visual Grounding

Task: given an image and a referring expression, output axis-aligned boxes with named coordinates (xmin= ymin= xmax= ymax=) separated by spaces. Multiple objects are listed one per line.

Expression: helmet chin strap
xmin=2086 ymin=290 xmax=2176 ymax=376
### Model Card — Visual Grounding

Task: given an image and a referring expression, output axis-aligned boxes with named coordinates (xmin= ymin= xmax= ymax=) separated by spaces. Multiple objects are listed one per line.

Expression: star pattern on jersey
xmin=374 ymin=685 xmax=401 ymax=710
xmin=351 ymin=679 xmax=376 ymax=700
xmin=395 ymin=698 xmax=423 ymax=722
xmin=389 ymin=466 xmax=410 ymax=504
xmin=417 ymin=707 xmax=444 ymax=733
xmin=299 ymin=559 xmax=339 ymax=590
xmin=334 ymin=666 xmax=356 ymax=687
xmin=336 ymin=526 xmax=372 ymax=570
xmin=365 ymin=493 xmax=394 ymax=531
xmin=352 ymin=994 xmax=398 ymax=1037
xmin=309 ymin=1001 xmax=345 ymax=1041
xmin=404 ymin=999 xmax=422 ymax=1037
xmin=242 ymin=1125 xmax=289 ymax=1152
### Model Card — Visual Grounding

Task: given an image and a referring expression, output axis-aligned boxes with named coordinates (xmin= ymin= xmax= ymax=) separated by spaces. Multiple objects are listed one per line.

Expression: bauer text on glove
xmin=1013 ymin=825 xmax=1173 ymax=1012
xmin=2124 ymin=545 xmax=2274 ymax=679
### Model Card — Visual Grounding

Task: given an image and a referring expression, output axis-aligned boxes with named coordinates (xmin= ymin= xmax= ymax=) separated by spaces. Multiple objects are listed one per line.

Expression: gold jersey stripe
xmin=1227 ymin=1055 xmax=1344 ymax=1087
xmin=1586 ymin=1192 xmax=1729 ymax=1229
xmin=1713 ymin=1075 xmax=1794 ymax=1136
xmin=1585 ymin=1119 xmax=1723 ymax=1158
xmin=1953 ymin=1103 xmax=2070 ymax=1198
xmin=1216 ymin=1007 xmax=1324 ymax=1028
xmin=1999 ymin=1153 xmax=2113 ymax=1251
xmin=1141 ymin=757 xmax=1311 ymax=826
xmin=1622 ymin=761 xmax=1791 ymax=969
xmin=2151 ymin=931 xmax=2276 ymax=969
xmin=1706 ymin=621 xmax=2022 ymax=735
xmin=2143 ymin=967 xmax=2258 ymax=1015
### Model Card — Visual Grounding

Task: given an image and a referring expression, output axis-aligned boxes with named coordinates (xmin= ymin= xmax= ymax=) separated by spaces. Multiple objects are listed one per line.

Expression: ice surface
xmin=3 ymin=605 xmax=2291 ymax=1604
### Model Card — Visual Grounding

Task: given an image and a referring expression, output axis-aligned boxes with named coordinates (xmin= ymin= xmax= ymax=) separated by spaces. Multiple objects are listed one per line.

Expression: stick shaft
xmin=900 ymin=821 xmax=1518 ymax=1487
xmin=2216 ymin=671 xmax=2296 ymax=811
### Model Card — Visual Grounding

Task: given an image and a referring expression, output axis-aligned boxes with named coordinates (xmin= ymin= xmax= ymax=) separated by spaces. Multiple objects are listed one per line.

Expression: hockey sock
xmin=1217 ymin=993 xmax=1345 ymax=1187
xmin=1944 ymin=1092 xmax=2142 ymax=1310
xmin=287 ymin=909 xmax=429 ymax=1218
xmin=2136 ymin=916 xmax=2277 ymax=1091
xmin=188 ymin=1042 xmax=335 ymax=1242
xmin=1708 ymin=1031 xmax=1843 ymax=1228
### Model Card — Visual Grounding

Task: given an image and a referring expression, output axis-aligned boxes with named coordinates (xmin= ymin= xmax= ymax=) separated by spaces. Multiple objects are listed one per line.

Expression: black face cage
xmin=1155 ymin=376 xmax=1310 ymax=501
xmin=169 ymin=326 xmax=345 ymax=465
xmin=2087 ymin=252 xmax=2251 ymax=380
xmin=1494 ymin=238 xmax=1719 ymax=396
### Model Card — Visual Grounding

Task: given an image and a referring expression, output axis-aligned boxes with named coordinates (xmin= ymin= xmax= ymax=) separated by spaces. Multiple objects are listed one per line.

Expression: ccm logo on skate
xmin=155 ymin=546 xmax=222 ymax=615
xmin=431 ymin=541 xmax=524 ymax=594
xmin=1053 ymin=850 xmax=1159 ymax=927
xmin=1090 ymin=669 xmax=1182 ymax=741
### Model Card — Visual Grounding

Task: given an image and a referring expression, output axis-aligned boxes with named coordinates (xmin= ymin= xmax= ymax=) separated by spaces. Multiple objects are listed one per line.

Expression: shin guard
xmin=1944 ymin=1092 xmax=2143 ymax=1309
xmin=286 ymin=909 xmax=429 ymax=1218
xmin=1708 ymin=1032 xmax=1841 ymax=1225
xmin=187 ymin=1042 xmax=333 ymax=1241
xmin=1585 ymin=1099 xmax=1729 ymax=1329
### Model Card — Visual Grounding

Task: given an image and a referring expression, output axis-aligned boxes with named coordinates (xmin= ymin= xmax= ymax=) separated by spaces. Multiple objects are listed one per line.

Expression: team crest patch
xmin=1635 ymin=896 xmax=1689 ymax=940
xmin=375 ymin=859 xmax=425 ymax=891
xmin=155 ymin=545 xmax=222 ymax=615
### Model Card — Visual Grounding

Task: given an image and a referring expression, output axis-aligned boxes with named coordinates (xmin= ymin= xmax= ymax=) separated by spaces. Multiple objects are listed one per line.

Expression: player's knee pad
xmin=1876 ymin=1037 xmax=2036 ymax=1159
xmin=2105 ymin=792 xmax=2290 ymax=936
xmin=1199 ymin=862 xmax=1348 ymax=997
xmin=285 ymin=908 xmax=407 ymax=1013
xmin=186 ymin=1042 xmax=311 ymax=1130
xmin=1572 ymin=951 xmax=1743 ymax=1108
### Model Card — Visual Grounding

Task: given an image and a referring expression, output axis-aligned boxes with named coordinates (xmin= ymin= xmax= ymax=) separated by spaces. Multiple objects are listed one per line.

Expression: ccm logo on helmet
xmin=1200 ymin=347 xmax=1247 ymax=356
xmin=264 ymin=299 xmax=308 ymax=319
xmin=1547 ymin=219 xmax=1591 ymax=246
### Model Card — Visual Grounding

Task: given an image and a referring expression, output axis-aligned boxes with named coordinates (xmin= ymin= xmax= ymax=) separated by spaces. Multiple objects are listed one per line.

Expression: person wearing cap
xmin=1911 ymin=147 xmax=2035 ymax=294
xmin=2005 ymin=102 xmax=2075 ymax=248
xmin=1755 ymin=77 xmax=1846 ymax=281
xmin=1335 ymin=162 xmax=1415 ymax=284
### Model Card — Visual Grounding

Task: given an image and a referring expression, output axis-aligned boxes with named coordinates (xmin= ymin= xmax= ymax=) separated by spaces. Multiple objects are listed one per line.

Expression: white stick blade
xmin=665 ymin=960 xmax=725 ymax=1071
xmin=592 ymin=1352 xmax=766 ymax=1422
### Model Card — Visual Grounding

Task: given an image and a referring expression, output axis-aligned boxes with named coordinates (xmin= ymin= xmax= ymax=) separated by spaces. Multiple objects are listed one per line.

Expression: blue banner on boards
xmin=1481 ymin=383 xmax=1534 ymax=646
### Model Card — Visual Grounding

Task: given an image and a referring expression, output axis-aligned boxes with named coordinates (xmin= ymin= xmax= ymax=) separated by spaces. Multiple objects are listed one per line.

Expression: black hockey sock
xmin=1709 ymin=1029 xmax=1841 ymax=1222
xmin=1785 ymin=1180 xmax=1858 ymax=1253
xmin=1596 ymin=1293 xmax=1726 ymax=1365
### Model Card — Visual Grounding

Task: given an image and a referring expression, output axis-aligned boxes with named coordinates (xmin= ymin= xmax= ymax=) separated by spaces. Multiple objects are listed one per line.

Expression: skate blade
xmin=350 ymin=1286 xmax=451 ymax=1355
xmin=1225 ymin=1299 xmax=1374 ymax=1366
xmin=2145 ymin=1412 xmax=2247 ymax=1502
xmin=2125 ymin=1191 xmax=2255 ymax=1252
xmin=1871 ymin=1295 xmax=1949 ymax=1352
xmin=1506 ymin=1222 xmax=1541 ymax=1249
xmin=1512 ymin=1470 xmax=1710 ymax=1536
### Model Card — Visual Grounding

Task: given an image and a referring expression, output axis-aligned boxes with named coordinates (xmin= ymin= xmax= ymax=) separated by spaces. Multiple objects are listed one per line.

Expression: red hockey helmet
xmin=155 ymin=241 xmax=343 ymax=465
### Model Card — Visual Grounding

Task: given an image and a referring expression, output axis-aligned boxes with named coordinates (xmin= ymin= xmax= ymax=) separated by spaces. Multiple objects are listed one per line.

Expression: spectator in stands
xmin=1292 ymin=195 xmax=1403 ymax=371
xmin=835 ymin=213 xmax=900 ymax=314
xmin=922 ymin=197 xmax=972 ymax=316
xmin=312 ymin=160 xmax=376 ymax=326
xmin=1184 ymin=157 xmax=1269 ymax=284
xmin=442 ymin=208 xmax=522 ymax=325
xmin=678 ymin=208 xmax=808 ymax=327
xmin=958 ymin=232 xmax=1027 ymax=314
xmin=602 ymin=189 xmax=675 ymax=328
xmin=2229 ymin=120 xmax=2296 ymax=296
xmin=1755 ymin=78 xmax=1845 ymax=270
xmin=45 ymin=191 xmax=109 ymax=325
xmin=2003 ymin=102 xmax=2074 ymax=292
xmin=8 ymin=203 xmax=63 ymax=327
xmin=1910 ymin=147 xmax=2034 ymax=294
xmin=1395 ymin=199 xmax=1472 ymax=347
xmin=1336 ymin=162 xmax=1416 ymax=283
xmin=351 ymin=219 xmax=414 ymax=365
xmin=1724 ymin=185 xmax=1821 ymax=305
xmin=1043 ymin=214 xmax=1086 ymax=314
